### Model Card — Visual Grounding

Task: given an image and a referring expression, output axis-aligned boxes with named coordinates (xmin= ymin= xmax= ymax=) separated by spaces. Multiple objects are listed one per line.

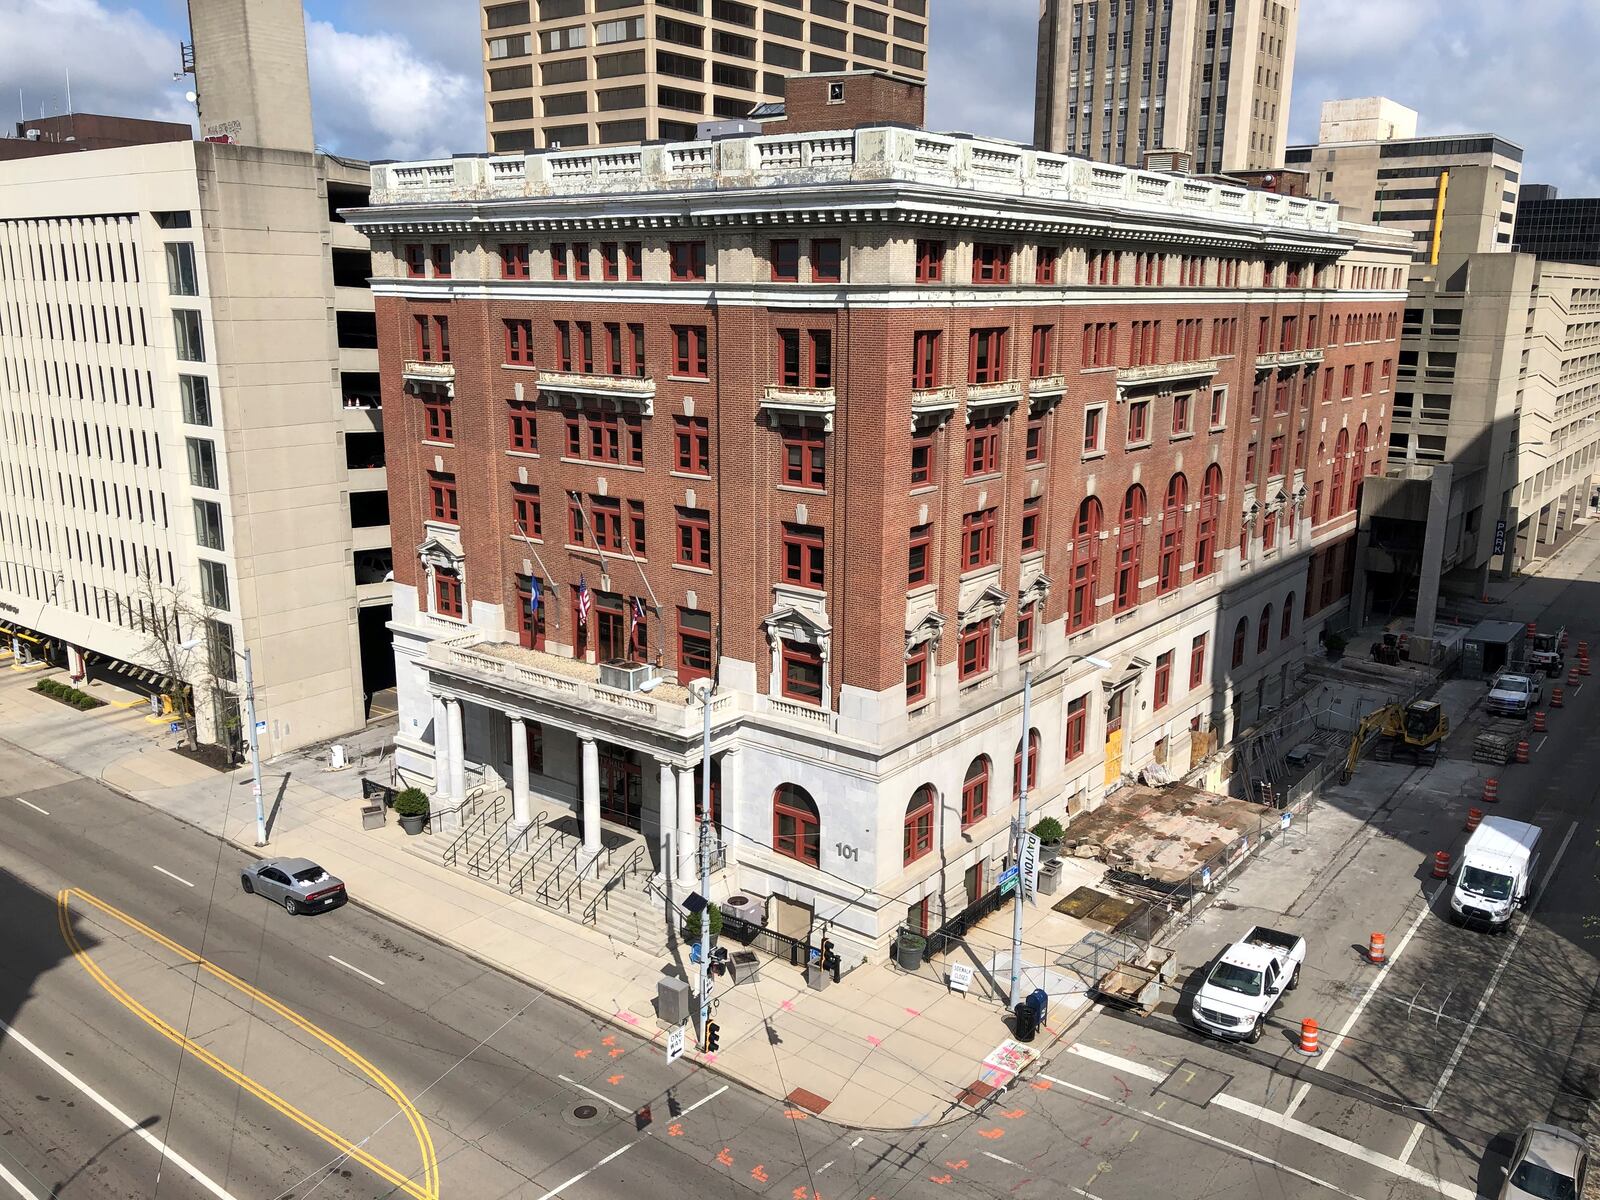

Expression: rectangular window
xmin=570 ymin=241 xmax=590 ymax=280
xmin=771 ymin=238 xmax=799 ymax=281
xmin=811 ymin=238 xmax=842 ymax=283
xmin=180 ymin=375 xmax=211 ymax=425
xmin=958 ymin=621 xmax=991 ymax=681
xmin=1020 ymin=495 xmax=1042 ymax=552
xmin=1017 ymin=606 xmax=1034 ymax=655
xmin=1083 ymin=405 xmax=1104 ymax=454
xmin=1268 ymin=435 xmax=1285 ymax=477
xmin=501 ymin=242 xmax=530 ymax=278
xmin=669 ymin=240 xmax=706 ymax=281
xmin=905 ymin=643 xmax=928 ymax=704
xmin=1343 ymin=364 xmax=1355 ymax=398
xmin=193 ymin=499 xmax=225 ymax=551
xmin=972 ymin=242 xmax=1012 ymax=284
xmin=1127 ymin=399 xmax=1149 ymax=444
xmin=512 ymin=482 xmax=541 ymax=538
xmin=1245 ymin=441 xmax=1258 ymax=481
xmin=908 ymin=523 xmax=932 ymax=587
xmin=678 ymin=607 xmax=712 ymax=682
xmin=186 ymin=437 xmax=218 ymax=489
xmin=675 ymin=415 xmax=710 ymax=473
xmin=672 ymin=325 xmax=709 ymax=377
xmin=1064 ymin=695 xmax=1087 ymax=761
xmin=429 ymin=244 xmax=451 ymax=277
xmin=961 ymin=507 xmax=996 ymax=570
xmin=781 ymin=424 xmax=827 ymax=489
xmin=428 ymin=472 xmax=459 ymax=522
xmin=781 ymin=522 xmax=825 ymax=587
xmin=403 ymin=243 xmax=426 ymax=278
xmin=968 ymin=327 xmax=1007 ymax=384
xmin=910 ymin=425 xmax=935 ymax=486
xmin=174 ymin=310 xmax=205 ymax=362
xmin=505 ymin=318 xmax=535 ymax=364
xmin=965 ymin=415 xmax=1001 ymax=477
xmin=165 ymin=243 xmax=197 ymax=295
xmin=551 ymin=242 xmax=569 ymax=279
xmin=1029 ymin=324 xmax=1054 ymax=377
xmin=915 ymin=238 xmax=944 ymax=283
xmin=1025 ymin=409 xmax=1046 ymax=463
xmin=781 ymin=640 xmax=824 ymax=703
xmin=507 ymin=400 xmax=538 ymax=452
xmin=622 ymin=240 xmax=642 ymax=280
xmin=199 ymin=559 xmax=230 ymax=611
xmin=1189 ymin=633 xmax=1207 ymax=688
xmin=912 ymin=329 xmax=941 ymax=389
xmin=1172 ymin=393 xmax=1191 ymax=435
xmin=423 ymin=396 xmax=453 ymax=442
xmin=1210 ymin=388 xmax=1226 ymax=428
xmin=777 ymin=329 xmax=832 ymax=388
xmin=1081 ymin=321 xmax=1117 ymax=368
xmin=1362 ymin=362 xmax=1374 ymax=394
xmin=432 ymin=569 xmax=461 ymax=618
xmin=676 ymin=506 xmax=712 ymax=566
xmin=1035 ymin=247 xmax=1058 ymax=284
xmin=1154 ymin=650 xmax=1172 ymax=709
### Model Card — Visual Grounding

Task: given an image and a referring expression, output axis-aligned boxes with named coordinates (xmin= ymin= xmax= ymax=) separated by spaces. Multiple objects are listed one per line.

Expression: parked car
xmin=1486 ymin=672 xmax=1543 ymax=718
xmin=241 ymin=858 xmax=347 ymax=915
xmin=1499 ymin=1122 xmax=1587 ymax=1200
xmin=1191 ymin=925 xmax=1306 ymax=1043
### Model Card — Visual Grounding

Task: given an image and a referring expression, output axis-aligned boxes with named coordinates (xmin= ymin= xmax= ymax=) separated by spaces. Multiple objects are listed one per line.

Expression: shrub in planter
xmin=682 ymin=904 xmax=723 ymax=943
xmin=392 ymin=787 xmax=430 ymax=818
xmin=1031 ymin=816 xmax=1066 ymax=844
xmin=1323 ymin=632 xmax=1348 ymax=660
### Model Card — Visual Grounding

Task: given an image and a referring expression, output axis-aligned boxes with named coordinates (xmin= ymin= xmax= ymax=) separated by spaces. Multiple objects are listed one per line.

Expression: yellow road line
xmin=58 ymin=888 xmax=439 ymax=1198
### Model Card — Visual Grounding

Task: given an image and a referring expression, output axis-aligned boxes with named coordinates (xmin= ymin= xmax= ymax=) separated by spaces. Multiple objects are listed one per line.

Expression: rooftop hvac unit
xmin=598 ymin=659 xmax=655 ymax=692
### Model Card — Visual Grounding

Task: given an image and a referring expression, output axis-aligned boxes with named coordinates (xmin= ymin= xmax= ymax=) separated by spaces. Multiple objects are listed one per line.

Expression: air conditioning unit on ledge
xmin=599 ymin=659 xmax=655 ymax=692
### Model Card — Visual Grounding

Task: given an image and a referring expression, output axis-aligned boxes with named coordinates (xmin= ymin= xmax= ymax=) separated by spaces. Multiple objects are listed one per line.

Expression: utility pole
xmin=1008 ymin=665 xmax=1033 ymax=1010
xmin=243 ymin=645 xmax=266 ymax=846
xmin=696 ymin=682 xmax=714 ymax=1038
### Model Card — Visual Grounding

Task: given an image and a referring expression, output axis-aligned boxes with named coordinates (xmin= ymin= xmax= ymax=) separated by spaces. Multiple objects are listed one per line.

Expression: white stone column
xmin=580 ymin=736 xmax=601 ymax=857
xmin=446 ymin=698 xmax=466 ymax=804
xmin=718 ymin=747 xmax=741 ymax=868
xmin=676 ymin=764 xmax=697 ymax=884
xmin=432 ymin=695 xmax=451 ymax=800
xmin=657 ymin=758 xmax=676 ymax=879
xmin=510 ymin=716 xmax=530 ymax=834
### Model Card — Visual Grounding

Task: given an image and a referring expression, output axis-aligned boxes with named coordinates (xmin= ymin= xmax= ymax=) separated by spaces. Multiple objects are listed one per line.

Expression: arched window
xmin=1231 ymin=616 xmax=1249 ymax=668
xmin=1257 ymin=604 xmax=1273 ymax=653
xmin=903 ymin=784 xmax=935 ymax=866
xmin=1115 ymin=485 xmax=1146 ymax=612
xmin=772 ymin=784 xmax=820 ymax=866
xmin=1069 ymin=498 xmax=1102 ymax=632
xmin=1194 ymin=465 xmax=1222 ymax=579
xmin=1330 ymin=428 xmax=1349 ymax=517
xmin=1159 ymin=473 xmax=1187 ymax=593
xmin=961 ymin=756 xmax=990 ymax=828
xmin=1350 ymin=423 xmax=1369 ymax=513
xmin=1281 ymin=596 xmax=1295 ymax=640
xmin=1013 ymin=729 xmax=1042 ymax=795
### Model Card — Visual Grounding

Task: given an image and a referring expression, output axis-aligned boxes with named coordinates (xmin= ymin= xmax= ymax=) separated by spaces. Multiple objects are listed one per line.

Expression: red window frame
xmin=1154 ymin=651 xmax=1172 ymax=710
xmin=1035 ymin=247 xmax=1059 ymax=284
xmin=915 ymin=238 xmax=944 ymax=283
xmin=958 ymin=621 xmax=991 ymax=683
xmin=422 ymin=396 xmax=452 ymax=443
xmin=1020 ymin=496 xmax=1042 ymax=553
xmin=904 ymin=785 xmax=935 ymax=863
xmin=1172 ymin=393 xmax=1191 ymax=435
xmin=908 ymin=522 xmax=932 ymax=587
xmin=1268 ymin=435 xmax=1286 ymax=477
xmin=1190 ymin=633 xmax=1207 ymax=688
xmin=905 ymin=644 xmax=929 ymax=705
xmin=960 ymin=756 xmax=989 ymax=824
xmin=1083 ymin=406 xmax=1103 ymax=454
xmin=782 ymin=424 xmax=827 ymax=490
xmin=403 ymin=243 xmax=425 ymax=278
xmin=413 ymin=314 xmax=450 ymax=362
xmin=770 ymin=238 xmax=800 ymax=282
xmin=672 ymin=325 xmax=708 ymax=377
xmin=1029 ymin=324 xmax=1054 ymax=377
xmin=1018 ymin=605 xmax=1035 ymax=654
xmin=507 ymin=400 xmax=538 ymax=452
xmin=780 ymin=642 xmax=824 ymax=705
xmin=1064 ymin=696 xmax=1087 ymax=761
xmin=511 ymin=482 xmax=541 ymax=538
xmin=1068 ymin=499 xmax=1101 ymax=633
xmin=910 ymin=425 xmax=935 ymax=487
xmin=1127 ymin=400 xmax=1149 ymax=445
xmin=677 ymin=607 xmax=712 ymax=683
xmin=570 ymin=241 xmax=590 ymax=280
xmin=428 ymin=472 xmax=458 ymax=523
xmin=599 ymin=241 xmax=620 ymax=281
xmin=675 ymin=415 xmax=710 ymax=474
xmin=429 ymin=243 xmax=450 ymax=277
xmin=965 ymin=416 xmax=1001 ymax=477
xmin=1114 ymin=486 xmax=1145 ymax=613
xmin=1025 ymin=410 xmax=1046 ymax=463
xmin=675 ymin=506 xmax=712 ymax=567
xmin=773 ymin=783 xmax=821 ymax=861
xmin=504 ymin=318 xmax=534 ymax=364
xmin=968 ymin=327 xmax=1007 ymax=384
xmin=961 ymin=507 xmax=997 ymax=569
xmin=972 ymin=242 xmax=1012 ymax=284
xmin=781 ymin=522 xmax=825 ymax=588
xmin=778 ymin=329 xmax=832 ymax=388
xmin=810 ymin=238 xmax=842 ymax=283
xmin=500 ymin=243 xmax=530 ymax=279
xmin=912 ymin=330 xmax=941 ymax=390
xmin=1013 ymin=730 xmax=1040 ymax=794
xmin=550 ymin=242 xmax=568 ymax=280
xmin=669 ymin=240 xmax=706 ymax=282
xmin=433 ymin=569 xmax=462 ymax=617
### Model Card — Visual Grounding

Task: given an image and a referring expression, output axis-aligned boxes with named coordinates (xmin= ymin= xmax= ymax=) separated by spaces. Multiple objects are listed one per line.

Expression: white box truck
xmin=1449 ymin=816 xmax=1540 ymax=929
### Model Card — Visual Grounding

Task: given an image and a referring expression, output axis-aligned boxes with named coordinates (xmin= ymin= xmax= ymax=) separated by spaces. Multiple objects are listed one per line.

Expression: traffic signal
xmin=820 ymin=937 xmax=840 ymax=978
xmin=703 ymin=1019 xmax=721 ymax=1053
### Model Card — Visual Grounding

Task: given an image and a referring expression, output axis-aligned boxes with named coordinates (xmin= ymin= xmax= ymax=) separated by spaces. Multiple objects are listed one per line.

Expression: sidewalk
xmin=0 ymin=658 xmax=1103 ymax=1129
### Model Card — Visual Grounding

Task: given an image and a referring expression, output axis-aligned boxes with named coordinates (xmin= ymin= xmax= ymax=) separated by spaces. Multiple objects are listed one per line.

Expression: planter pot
xmin=398 ymin=813 xmax=426 ymax=835
xmin=896 ymin=933 xmax=927 ymax=972
xmin=1039 ymin=839 xmax=1063 ymax=862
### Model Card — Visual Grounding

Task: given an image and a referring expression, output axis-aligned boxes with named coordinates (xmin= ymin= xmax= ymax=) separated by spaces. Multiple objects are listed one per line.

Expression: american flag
xmin=576 ymin=575 xmax=591 ymax=626
xmin=629 ymin=596 xmax=647 ymax=642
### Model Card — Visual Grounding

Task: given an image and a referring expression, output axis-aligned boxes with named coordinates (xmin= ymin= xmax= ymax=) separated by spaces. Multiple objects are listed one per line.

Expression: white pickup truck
xmin=1191 ymin=926 xmax=1307 ymax=1043
xmin=1486 ymin=672 xmax=1543 ymax=718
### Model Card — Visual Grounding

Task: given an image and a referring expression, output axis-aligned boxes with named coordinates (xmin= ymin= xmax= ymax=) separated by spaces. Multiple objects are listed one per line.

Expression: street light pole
xmin=1008 ymin=665 xmax=1033 ymax=1010
xmin=696 ymin=682 xmax=714 ymax=1038
xmin=243 ymin=646 xmax=266 ymax=847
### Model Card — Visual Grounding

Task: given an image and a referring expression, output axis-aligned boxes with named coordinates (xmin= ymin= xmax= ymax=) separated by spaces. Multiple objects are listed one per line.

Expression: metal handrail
xmin=538 ymin=841 xmax=615 ymax=913
xmin=441 ymin=792 xmax=502 ymax=864
xmin=466 ymin=814 xmax=514 ymax=874
xmin=582 ymin=846 xmax=646 ymax=926
xmin=474 ymin=811 xmax=547 ymax=885
xmin=508 ymin=821 xmax=574 ymax=897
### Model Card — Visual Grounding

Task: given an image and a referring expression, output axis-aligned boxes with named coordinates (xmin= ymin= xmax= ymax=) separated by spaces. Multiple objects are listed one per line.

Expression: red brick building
xmin=351 ymin=77 xmax=1409 ymax=958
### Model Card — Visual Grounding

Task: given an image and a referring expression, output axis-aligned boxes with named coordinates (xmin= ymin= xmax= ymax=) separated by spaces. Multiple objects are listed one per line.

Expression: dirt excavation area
xmin=1065 ymin=783 xmax=1270 ymax=889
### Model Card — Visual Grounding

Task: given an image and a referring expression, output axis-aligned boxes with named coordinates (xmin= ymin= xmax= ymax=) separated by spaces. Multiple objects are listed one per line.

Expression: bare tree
xmin=132 ymin=572 xmax=214 ymax=751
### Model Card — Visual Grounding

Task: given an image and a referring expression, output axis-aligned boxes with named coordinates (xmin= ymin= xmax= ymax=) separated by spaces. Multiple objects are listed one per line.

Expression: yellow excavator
xmin=1341 ymin=700 xmax=1449 ymax=783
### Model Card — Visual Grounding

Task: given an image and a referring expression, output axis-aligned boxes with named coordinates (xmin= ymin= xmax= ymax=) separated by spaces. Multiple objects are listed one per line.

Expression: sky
xmin=1 ymin=0 xmax=1595 ymax=194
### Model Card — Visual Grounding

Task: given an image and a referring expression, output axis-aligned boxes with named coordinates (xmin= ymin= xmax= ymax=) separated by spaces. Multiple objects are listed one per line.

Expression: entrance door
xmin=596 ymin=594 xmax=627 ymax=662
xmin=963 ymin=861 xmax=984 ymax=906
xmin=1104 ymin=687 xmax=1125 ymax=786
xmin=598 ymin=745 xmax=642 ymax=829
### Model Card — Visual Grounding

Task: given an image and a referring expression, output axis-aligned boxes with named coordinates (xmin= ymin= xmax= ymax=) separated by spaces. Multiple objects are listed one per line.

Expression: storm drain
xmin=564 ymin=1103 xmax=607 ymax=1129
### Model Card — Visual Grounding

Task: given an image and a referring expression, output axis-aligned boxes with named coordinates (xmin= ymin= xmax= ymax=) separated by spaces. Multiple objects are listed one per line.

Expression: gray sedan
xmin=241 ymin=857 xmax=347 ymax=915
xmin=1499 ymin=1123 xmax=1588 ymax=1200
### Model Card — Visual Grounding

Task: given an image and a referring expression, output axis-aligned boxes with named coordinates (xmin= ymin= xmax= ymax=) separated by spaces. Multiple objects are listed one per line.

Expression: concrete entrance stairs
xmin=408 ymin=790 xmax=672 ymax=952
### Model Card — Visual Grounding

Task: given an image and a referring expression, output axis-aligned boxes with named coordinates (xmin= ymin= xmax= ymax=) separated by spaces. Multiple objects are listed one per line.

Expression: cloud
xmin=925 ymin=0 xmax=1037 ymax=143
xmin=305 ymin=19 xmax=478 ymax=161
xmin=0 ymin=0 xmax=195 ymax=129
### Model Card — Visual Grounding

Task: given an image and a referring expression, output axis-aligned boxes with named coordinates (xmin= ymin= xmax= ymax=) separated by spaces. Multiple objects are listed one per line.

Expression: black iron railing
xmin=909 ymin=884 xmax=1007 ymax=961
xmin=720 ymin=914 xmax=812 ymax=967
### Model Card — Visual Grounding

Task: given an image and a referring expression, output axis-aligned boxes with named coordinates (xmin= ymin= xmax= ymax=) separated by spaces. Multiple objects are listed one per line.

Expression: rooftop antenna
xmin=65 ymin=68 xmax=72 ymax=117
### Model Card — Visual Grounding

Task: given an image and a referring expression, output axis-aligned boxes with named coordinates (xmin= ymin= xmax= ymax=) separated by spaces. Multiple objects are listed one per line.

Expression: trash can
xmin=1038 ymin=859 xmax=1064 ymax=896
xmin=896 ymin=930 xmax=927 ymax=972
xmin=1013 ymin=1001 xmax=1038 ymax=1042
xmin=1027 ymin=987 xmax=1048 ymax=1031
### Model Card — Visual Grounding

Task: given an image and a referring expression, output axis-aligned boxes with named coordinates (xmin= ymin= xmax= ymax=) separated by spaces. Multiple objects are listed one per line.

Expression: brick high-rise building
xmin=1034 ymin=0 xmax=1298 ymax=173
xmin=350 ymin=74 xmax=1408 ymax=960
xmin=479 ymin=0 xmax=930 ymax=153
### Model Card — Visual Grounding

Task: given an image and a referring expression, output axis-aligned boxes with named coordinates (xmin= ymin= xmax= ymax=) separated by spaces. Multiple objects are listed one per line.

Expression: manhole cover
xmin=564 ymin=1103 xmax=608 ymax=1129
